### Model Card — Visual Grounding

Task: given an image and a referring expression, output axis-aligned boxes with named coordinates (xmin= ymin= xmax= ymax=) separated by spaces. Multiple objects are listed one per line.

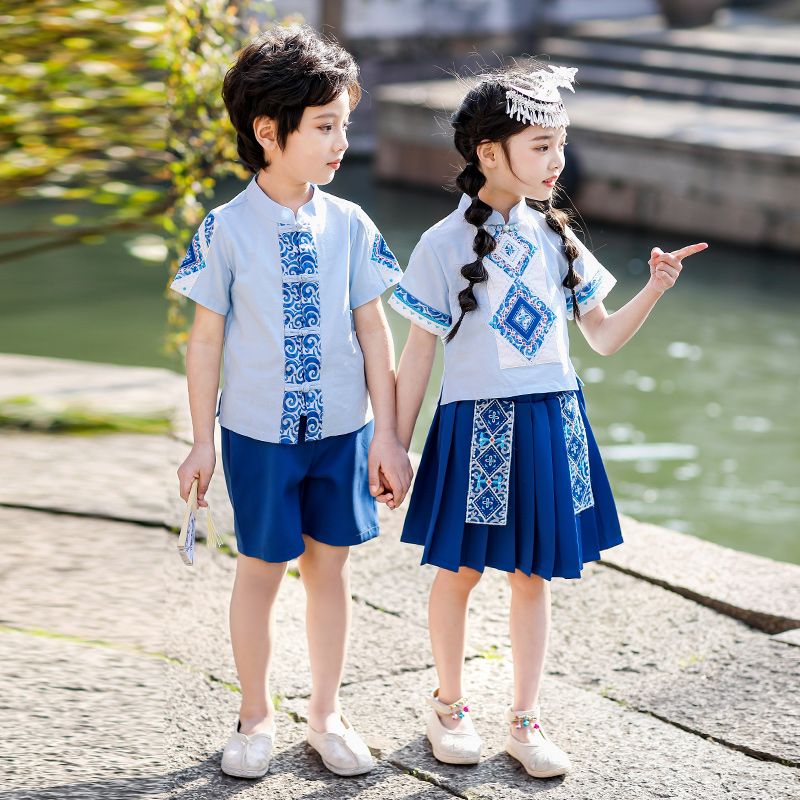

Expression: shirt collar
xmin=457 ymin=193 xmax=534 ymax=230
xmin=246 ymin=176 xmax=320 ymax=225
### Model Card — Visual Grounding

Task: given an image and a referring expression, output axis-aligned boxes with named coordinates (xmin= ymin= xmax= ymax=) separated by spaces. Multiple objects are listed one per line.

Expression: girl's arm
xmin=396 ymin=324 xmax=438 ymax=452
xmin=578 ymin=243 xmax=707 ymax=356
xmin=353 ymin=297 xmax=413 ymax=508
xmin=177 ymin=305 xmax=225 ymax=508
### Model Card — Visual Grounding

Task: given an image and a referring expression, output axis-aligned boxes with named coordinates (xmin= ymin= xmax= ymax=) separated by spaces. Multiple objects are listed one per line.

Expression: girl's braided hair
xmin=446 ymin=71 xmax=582 ymax=343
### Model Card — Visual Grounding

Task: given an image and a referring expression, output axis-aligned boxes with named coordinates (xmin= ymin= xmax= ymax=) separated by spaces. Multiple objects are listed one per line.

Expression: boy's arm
xmin=177 ymin=305 xmax=225 ymax=508
xmin=353 ymin=297 xmax=413 ymax=507
xmin=396 ymin=324 xmax=437 ymax=451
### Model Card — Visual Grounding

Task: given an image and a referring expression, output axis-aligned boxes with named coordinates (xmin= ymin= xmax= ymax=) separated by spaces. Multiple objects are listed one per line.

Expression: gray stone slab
xmin=0 ymin=630 xmax=169 ymax=798
xmin=0 ymin=507 xmax=168 ymax=653
xmin=283 ymin=661 xmax=800 ymax=800
xmin=0 ymin=352 xmax=184 ymax=423
xmin=604 ymin=516 xmax=800 ymax=634
xmin=0 ymin=429 xmax=235 ymax=539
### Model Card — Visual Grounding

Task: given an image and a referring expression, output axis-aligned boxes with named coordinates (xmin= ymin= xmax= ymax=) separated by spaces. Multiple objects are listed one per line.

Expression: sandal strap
xmin=427 ymin=689 xmax=472 ymax=717
xmin=505 ymin=705 xmax=541 ymax=725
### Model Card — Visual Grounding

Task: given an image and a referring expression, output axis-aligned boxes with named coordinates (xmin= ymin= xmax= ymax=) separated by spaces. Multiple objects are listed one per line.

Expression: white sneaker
xmin=425 ymin=689 xmax=482 ymax=765
xmin=220 ymin=719 xmax=275 ymax=778
xmin=306 ymin=714 xmax=374 ymax=776
xmin=505 ymin=706 xmax=571 ymax=778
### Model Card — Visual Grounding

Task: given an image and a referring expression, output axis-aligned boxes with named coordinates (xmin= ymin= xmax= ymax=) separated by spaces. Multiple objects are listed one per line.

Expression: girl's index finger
xmin=671 ymin=242 xmax=709 ymax=260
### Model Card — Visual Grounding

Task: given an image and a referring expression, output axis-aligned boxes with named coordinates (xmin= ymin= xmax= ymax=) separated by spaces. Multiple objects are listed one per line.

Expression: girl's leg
xmin=428 ymin=566 xmax=482 ymax=730
xmin=507 ymin=569 xmax=551 ymax=742
xmin=298 ymin=535 xmax=351 ymax=734
xmin=229 ymin=553 xmax=287 ymax=735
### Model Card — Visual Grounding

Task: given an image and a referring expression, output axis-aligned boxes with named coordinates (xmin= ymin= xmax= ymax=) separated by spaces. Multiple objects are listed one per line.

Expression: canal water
xmin=1 ymin=161 xmax=797 ymax=564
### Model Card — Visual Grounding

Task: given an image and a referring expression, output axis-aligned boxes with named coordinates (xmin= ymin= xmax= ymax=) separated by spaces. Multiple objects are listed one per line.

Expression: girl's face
xmin=256 ymin=90 xmax=351 ymax=186
xmin=481 ymin=124 xmax=568 ymax=202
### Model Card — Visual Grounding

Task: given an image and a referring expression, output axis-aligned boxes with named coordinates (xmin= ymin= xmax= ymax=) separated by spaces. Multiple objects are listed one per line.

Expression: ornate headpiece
xmin=504 ymin=65 xmax=577 ymax=128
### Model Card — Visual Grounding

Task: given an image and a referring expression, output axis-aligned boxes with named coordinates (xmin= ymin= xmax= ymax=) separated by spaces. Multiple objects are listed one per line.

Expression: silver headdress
xmin=504 ymin=65 xmax=577 ymax=128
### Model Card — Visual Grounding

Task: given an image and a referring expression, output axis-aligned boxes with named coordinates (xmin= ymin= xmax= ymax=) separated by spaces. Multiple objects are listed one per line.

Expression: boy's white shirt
xmin=170 ymin=177 xmax=401 ymax=444
xmin=388 ymin=193 xmax=616 ymax=405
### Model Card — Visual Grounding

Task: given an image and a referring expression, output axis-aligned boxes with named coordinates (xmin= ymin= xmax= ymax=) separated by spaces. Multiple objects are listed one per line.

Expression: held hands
xmin=368 ymin=431 xmax=414 ymax=510
xmin=178 ymin=442 xmax=216 ymax=508
xmin=648 ymin=242 xmax=708 ymax=294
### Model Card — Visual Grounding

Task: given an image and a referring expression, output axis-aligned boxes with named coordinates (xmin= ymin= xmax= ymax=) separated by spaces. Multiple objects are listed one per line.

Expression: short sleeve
xmin=348 ymin=208 xmax=402 ymax=309
xmin=170 ymin=211 xmax=232 ymax=317
xmin=563 ymin=229 xmax=616 ymax=320
xmin=388 ymin=235 xmax=452 ymax=337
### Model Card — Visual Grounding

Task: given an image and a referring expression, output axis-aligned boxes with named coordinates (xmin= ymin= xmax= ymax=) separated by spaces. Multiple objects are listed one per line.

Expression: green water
xmin=1 ymin=163 xmax=798 ymax=564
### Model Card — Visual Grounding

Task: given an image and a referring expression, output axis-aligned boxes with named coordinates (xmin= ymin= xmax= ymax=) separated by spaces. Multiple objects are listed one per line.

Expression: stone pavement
xmin=1 ymin=355 xmax=799 ymax=799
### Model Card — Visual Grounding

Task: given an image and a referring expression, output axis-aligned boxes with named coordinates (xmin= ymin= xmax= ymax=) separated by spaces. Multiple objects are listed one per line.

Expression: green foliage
xmin=0 ymin=0 xmax=277 ymax=356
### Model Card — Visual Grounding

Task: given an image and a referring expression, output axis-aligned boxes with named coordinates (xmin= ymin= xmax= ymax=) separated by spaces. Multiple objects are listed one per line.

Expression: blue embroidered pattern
xmin=489 ymin=282 xmax=556 ymax=360
xmin=175 ymin=213 xmax=217 ymax=281
xmin=282 ymin=281 xmax=321 ymax=331
xmin=465 ymin=399 xmax=514 ymax=525
xmin=558 ymin=392 xmax=594 ymax=514
xmin=485 ymin=229 xmax=536 ymax=280
xmin=203 ymin=212 xmax=215 ymax=246
xmin=283 ymin=333 xmax=321 ymax=385
xmin=279 ymin=227 xmax=318 ymax=275
xmin=371 ymin=233 xmax=402 ymax=276
xmin=390 ymin=286 xmax=452 ymax=334
xmin=280 ymin=223 xmax=323 ymax=443
xmin=565 ymin=270 xmax=604 ymax=314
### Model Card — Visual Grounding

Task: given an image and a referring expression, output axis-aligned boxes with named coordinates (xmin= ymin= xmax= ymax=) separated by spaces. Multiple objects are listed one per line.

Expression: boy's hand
xmin=178 ymin=442 xmax=216 ymax=508
xmin=369 ymin=433 xmax=414 ymax=510
xmin=648 ymin=242 xmax=708 ymax=294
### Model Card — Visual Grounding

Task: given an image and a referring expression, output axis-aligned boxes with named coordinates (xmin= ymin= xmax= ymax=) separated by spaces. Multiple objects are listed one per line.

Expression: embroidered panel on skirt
xmin=280 ymin=222 xmax=323 ymax=443
xmin=466 ymin=399 xmax=515 ymax=525
xmin=558 ymin=392 xmax=594 ymax=514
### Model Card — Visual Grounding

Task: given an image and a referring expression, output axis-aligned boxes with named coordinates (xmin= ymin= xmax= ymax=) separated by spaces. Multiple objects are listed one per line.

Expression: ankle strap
xmin=505 ymin=705 xmax=541 ymax=726
xmin=427 ymin=690 xmax=472 ymax=718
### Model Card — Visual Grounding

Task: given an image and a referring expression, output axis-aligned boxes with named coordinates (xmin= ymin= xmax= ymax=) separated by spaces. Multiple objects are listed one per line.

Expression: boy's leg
xmin=298 ymin=535 xmax=351 ymax=734
xmin=429 ymin=566 xmax=482 ymax=730
xmin=230 ymin=553 xmax=287 ymax=735
xmin=507 ymin=569 xmax=550 ymax=742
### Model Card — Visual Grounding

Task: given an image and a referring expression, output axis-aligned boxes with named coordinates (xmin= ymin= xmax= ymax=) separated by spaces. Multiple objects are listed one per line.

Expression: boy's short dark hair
xmin=222 ymin=25 xmax=362 ymax=173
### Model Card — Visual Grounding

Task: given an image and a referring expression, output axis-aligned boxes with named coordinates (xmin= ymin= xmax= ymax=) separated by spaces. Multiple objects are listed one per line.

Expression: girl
xmin=389 ymin=65 xmax=706 ymax=778
xmin=174 ymin=26 xmax=412 ymax=779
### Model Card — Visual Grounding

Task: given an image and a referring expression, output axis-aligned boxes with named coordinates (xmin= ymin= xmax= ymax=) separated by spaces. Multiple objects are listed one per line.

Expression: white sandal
xmin=505 ymin=706 xmax=571 ymax=778
xmin=425 ymin=689 xmax=482 ymax=765
xmin=306 ymin=714 xmax=374 ymax=776
xmin=220 ymin=719 xmax=275 ymax=778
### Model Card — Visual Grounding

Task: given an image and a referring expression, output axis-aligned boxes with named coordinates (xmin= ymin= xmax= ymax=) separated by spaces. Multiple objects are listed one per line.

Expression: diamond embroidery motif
xmin=558 ymin=392 xmax=594 ymax=515
xmin=490 ymin=282 xmax=556 ymax=361
xmin=371 ymin=233 xmax=401 ymax=274
xmin=466 ymin=399 xmax=514 ymax=525
xmin=486 ymin=230 xmax=536 ymax=280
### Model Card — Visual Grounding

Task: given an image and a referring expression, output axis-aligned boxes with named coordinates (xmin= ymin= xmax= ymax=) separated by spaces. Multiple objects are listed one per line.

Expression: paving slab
xmin=0 ymin=429 xmax=235 ymax=538
xmin=604 ymin=516 xmax=800 ymax=633
xmin=282 ymin=661 xmax=800 ymax=800
xmin=0 ymin=630 xmax=169 ymax=798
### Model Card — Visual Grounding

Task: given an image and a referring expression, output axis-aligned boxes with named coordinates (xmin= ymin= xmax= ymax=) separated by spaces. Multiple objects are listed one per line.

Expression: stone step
xmin=540 ymin=35 xmax=800 ymax=87
xmin=568 ymin=15 xmax=800 ymax=63
xmin=550 ymin=60 xmax=800 ymax=113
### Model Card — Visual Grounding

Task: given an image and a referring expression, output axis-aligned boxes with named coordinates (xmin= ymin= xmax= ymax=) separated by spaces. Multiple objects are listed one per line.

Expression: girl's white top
xmin=170 ymin=177 xmax=401 ymax=444
xmin=388 ymin=194 xmax=616 ymax=404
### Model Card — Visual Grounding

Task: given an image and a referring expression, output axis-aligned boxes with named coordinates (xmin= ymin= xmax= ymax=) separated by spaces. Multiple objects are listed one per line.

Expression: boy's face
xmin=260 ymin=90 xmax=351 ymax=186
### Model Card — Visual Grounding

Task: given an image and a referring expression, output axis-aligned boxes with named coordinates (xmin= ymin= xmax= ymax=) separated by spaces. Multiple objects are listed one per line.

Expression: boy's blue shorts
xmin=221 ymin=419 xmax=378 ymax=562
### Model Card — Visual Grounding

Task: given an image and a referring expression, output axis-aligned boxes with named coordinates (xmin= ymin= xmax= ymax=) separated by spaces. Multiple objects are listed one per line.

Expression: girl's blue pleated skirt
xmin=400 ymin=390 xmax=623 ymax=580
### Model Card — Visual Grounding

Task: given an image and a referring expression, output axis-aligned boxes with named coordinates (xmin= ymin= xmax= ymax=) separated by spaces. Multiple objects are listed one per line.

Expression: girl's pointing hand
xmin=648 ymin=242 xmax=708 ymax=294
